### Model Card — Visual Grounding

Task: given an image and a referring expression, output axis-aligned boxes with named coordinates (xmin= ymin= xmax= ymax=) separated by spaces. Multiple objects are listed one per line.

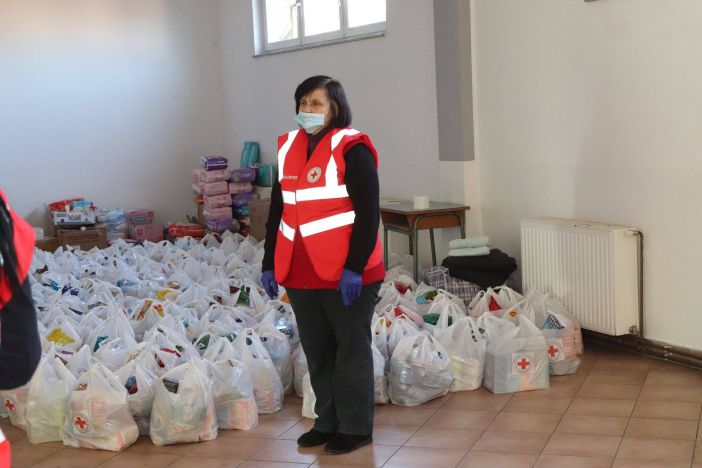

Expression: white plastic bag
xmin=115 ymin=360 xmax=159 ymax=435
xmin=208 ymin=359 xmax=259 ymax=430
xmin=0 ymin=385 xmax=29 ymax=430
xmin=371 ymin=315 xmax=390 ymax=362
xmin=232 ymin=329 xmax=284 ymax=413
xmin=387 ymin=315 xmax=420 ymax=357
xmin=255 ymin=321 xmax=293 ymax=395
xmin=388 ymin=332 xmax=453 ymax=406
xmin=63 ymin=363 xmax=139 ymax=450
xmin=149 ymin=361 xmax=218 ymax=445
xmin=483 ymin=314 xmax=549 ymax=394
xmin=372 ymin=343 xmax=389 ymax=404
xmin=436 ymin=316 xmax=486 ymax=391
xmin=301 ymin=372 xmax=317 ymax=419
xmin=26 ymin=356 xmax=76 ymax=443
xmin=292 ymin=345 xmax=308 ymax=398
xmin=468 ymin=287 xmax=503 ymax=318
xmin=67 ymin=345 xmax=94 ymax=379
xmin=541 ymin=311 xmax=581 ymax=376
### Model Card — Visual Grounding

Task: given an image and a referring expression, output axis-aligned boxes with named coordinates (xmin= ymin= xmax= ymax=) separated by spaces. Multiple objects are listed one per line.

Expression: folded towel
xmin=448 ymin=246 xmax=491 ymax=257
xmin=449 ymin=236 xmax=490 ymax=250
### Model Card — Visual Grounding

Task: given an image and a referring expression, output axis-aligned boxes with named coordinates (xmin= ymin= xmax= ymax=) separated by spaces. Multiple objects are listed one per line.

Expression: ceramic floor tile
xmin=314 ymin=443 xmax=399 ymax=467
xmin=372 ymin=406 xmax=436 ymax=426
xmin=457 ymin=451 xmax=538 ymax=468
xmin=260 ymin=404 xmax=304 ymax=420
xmin=124 ymin=436 xmax=199 ymax=456
xmin=239 ymin=462 xmax=310 ymax=468
xmin=0 ymin=423 xmax=28 ymax=443
xmin=423 ymin=409 xmax=497 ymax=430
xmin=371 ymin=425 xmax=418 ymax=445
xmin=612 ymin=459 xmax=693 ymax=468
xmin=30 ymin=447 xmax=119 ymax=467
xmin=404 ymin=427 xmax=482 ymax=450
xmin=625 ymin=417 xmax=698 ymax=440
xmin=418 ymin=393 xmax=453 ymax=409
xmin=566 ymin=398 xmax=635 ymax=417
xmin=695 ymin=440 xmax=702 ymax=464
xmin=223 ymin=418 xmax=299 ymax=439
xmin=277 ymin=419 xmax=315 ymax=441
xmin=502 ymin=395 xmax=572 ymax=415
xmin=187 ymin=437 xmax=272 ymax=459
xmin=616 ymin=437 xmax=695 ymax=463
xmin=441 ymin=389 xmax=512 ymax=412
xmin=97 ymin=452 xmax=179 ymax=468
xmin=576 ymin=382 xmax=642 ymax=400
xmin=167 ymin=457 xmax=245 ymax=468
xmin=534 ymin=454 xmax=613 ymax=468
xmin=248 ymin=439 xmax=325 ymax=464
xmin=7 ymin=444 xmax=65 ymax=468
xmin=633 ymin=400 xmax=702 ymax=420
xmin=639 ymin=385 xmax=702 ymax=403
xmin=585 ymin=369 xmax=648 ymax=385
xmin=543 ymin=433 xmax=621 ymax=458
xmin=471 ymin=430 xmax=551 ymax=454
xmin=555 ymin=414 xmax=629 ymax=437
xmin=487 ymin=411 xmax=561 ymax=433
xmin=515 ymin=381 xmax=583 ymax=399
xmin=645 ymin=369 xmax=702 ymax=386
xmin=593 ymin=356 xmax=652 ymax=371
xmin=383 ymin=446 xmax=468 ymax=468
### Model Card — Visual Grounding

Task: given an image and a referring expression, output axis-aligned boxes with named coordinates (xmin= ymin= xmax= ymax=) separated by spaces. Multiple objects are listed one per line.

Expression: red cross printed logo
xmin=4 ymin=399 xmax=15 ymax=413
xmin=512 ymin=352 xmax=535 ymax=375
xmin=517 ymin=358 xmax=530 ymax=369
xmin=74 ymin=414 xmax=90 ymax=433
xmin=307 ymin=166 xmax=322 ymax=183
xmin=548 ymin=345 xmax=559 ymax=357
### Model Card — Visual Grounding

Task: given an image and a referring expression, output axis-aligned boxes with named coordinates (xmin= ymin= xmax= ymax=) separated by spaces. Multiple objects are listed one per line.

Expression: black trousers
xmin=286 ymin=282 xmax=381 ymax=435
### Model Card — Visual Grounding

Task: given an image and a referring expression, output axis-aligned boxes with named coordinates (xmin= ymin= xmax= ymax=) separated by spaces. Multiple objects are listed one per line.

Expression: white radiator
xmin=521 ymin=218 xmax=639 ymax=336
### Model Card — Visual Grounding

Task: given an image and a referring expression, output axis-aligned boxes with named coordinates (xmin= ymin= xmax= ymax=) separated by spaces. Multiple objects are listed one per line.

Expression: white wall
xmin=219 ymin=0 xmax=468 ymax=267
xmin=471 ymin=0 xmax=702 ymax=350
xmin=0 ymin=0 xmax=225 ymax=228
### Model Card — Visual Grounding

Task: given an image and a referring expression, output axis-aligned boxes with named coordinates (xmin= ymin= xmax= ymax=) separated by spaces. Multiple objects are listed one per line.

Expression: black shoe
xmin=324 ymin=433 xmax=373 ymax=454
xmin=297 ymin=429 xmax=334 ymax=447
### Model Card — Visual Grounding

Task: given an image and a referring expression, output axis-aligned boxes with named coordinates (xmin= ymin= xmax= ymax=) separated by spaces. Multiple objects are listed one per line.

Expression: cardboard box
xmin=35 ymin=236 xmax=60 ymax=252
xmin=126 ymin=210 xmax=154 ymax=225
xmin=128 ymin=223 xmax=163 ymax=242
xmin=57 ymin=227 xmax=108 ymax=250
xmin=248 ymin=198 xmax=270 ymax=241
xmin=51 ymin=211 xmax=96 ymax=227
xmin=196 ymin=204 xmax=205 ymax=225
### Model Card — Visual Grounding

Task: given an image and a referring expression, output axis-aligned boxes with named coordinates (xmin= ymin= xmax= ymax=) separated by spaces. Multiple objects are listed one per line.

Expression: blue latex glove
xmin=337 ymin=268 xmax=362 ymax=306
xmin=262 ymin=270 xmax=278 ymax=300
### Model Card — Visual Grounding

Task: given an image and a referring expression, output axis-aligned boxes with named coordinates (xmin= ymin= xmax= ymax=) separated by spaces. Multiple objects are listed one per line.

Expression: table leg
xmin=429 ymin=228 xmax=436 ymax=266
xmin=412 ymin=227 xmax=419 ymax=281
xmin=460 ymin=213 xmax=466 ymax=237
xmin=383 ymin=227 xmax=389 ymax=269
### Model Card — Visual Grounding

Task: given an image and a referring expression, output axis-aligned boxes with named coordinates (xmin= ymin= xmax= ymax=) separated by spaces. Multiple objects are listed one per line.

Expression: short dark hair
xmin=294 ymin=75 xmax=352 ymax=128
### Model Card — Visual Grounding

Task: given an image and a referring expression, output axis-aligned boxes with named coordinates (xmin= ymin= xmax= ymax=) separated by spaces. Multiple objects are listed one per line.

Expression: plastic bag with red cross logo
xmin=483 ymin=314 xmax=549 ymax=394
xmin=0 ymin=384 xmax=29 ymax=430
xmin=149 ymin=360 xmax=218 ymax=445
xmin=25 ymin=354 xmax=76 ymax=443
xmin=541 ymin=311 xmax=581 ymax=376
xmin=63 ymin=362 xmax=139 ymax=451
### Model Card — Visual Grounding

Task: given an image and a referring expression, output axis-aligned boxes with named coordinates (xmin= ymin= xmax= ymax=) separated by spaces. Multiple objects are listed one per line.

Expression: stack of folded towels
xmin=448 ymin=236 xmax=490 ymax=257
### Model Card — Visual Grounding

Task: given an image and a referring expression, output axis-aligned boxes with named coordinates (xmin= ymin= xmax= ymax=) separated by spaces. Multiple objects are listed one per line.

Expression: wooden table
xmin=380 ymin=200 xmax=470 ymax=281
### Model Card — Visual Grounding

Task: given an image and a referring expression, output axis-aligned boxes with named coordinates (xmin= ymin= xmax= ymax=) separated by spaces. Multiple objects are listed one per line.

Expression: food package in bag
xmin=301 ymin=372 xmax=317 ymax=419
xmin=372 ymin=342 xmax=389 ymax=404
xmin=255 ymin=321 xmax=293 ymax=395
xmin=541 ymin=311 xmax=581 ymax=376
xmin=387 ymin=315 xmax=420 ymax=357
xmin=467 ymin=287 xmax=503 ymax=318
xmin=483 ymin=314 xmax=549 ymax=394
xmin=388 ymin=332 xmax=453 ymax=406
xmin=435 ymin=316 xmax=486 ymax=391
xmin=232 ymin=329 xmax=284 ymax=413
xmin=149 ymin=361 xmax=218 ymax=445
xmin=208 ymin=359 xmax=259 ymax=430
xmin=0 ymin=385 xmax=30 ymax=430
xmin=424 ymin=296 xmax=466 ymax=335
xmin=292 ymin=345 xmax=308 ymax=398
xmin=202 ymin=336 xmax=239 ymax=362
xmin=26 ymin=355 xmax=77 ymax=443
xmin=63 ymin=363 xmax=139 ymax=450
xmin=260 ymin=301 xmax=300 ymax=349
xmin=115 ymin=360 xmax=159 ymax=435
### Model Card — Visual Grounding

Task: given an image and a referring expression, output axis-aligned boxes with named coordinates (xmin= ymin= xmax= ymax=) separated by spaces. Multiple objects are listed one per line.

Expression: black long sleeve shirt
xmin=262 ymin=129 xmax=380 ymax=275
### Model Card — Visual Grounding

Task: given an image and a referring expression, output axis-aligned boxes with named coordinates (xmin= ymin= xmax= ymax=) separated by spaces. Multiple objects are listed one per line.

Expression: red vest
xmin=274 ymin=128 xmax=384 ymax=283
xmin=0 ymin=189 xmax=35 ymax=309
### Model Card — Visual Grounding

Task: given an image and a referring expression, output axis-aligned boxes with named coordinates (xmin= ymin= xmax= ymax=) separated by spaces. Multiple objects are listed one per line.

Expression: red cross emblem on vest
xmin=548 ymin=345 xmax=559 ymax=357
xmin=3 ymin=399 xmax=15 ymax=413
xmin=74 ymin=415 xmax=90 ymax=433
xmin=517 ymin=357 xmax=530 ymax=369
xmin=307 ymin=166 xmax=322 ymax=183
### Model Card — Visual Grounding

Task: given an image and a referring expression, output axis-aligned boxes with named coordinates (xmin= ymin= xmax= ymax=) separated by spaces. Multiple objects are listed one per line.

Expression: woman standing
xmin=261 ymin=76 xmax=384 ymax=455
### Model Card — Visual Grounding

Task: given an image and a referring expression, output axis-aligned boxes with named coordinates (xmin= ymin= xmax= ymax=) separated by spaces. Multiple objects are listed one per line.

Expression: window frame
xmin=253 ymin=0 xmax=386 ymax=56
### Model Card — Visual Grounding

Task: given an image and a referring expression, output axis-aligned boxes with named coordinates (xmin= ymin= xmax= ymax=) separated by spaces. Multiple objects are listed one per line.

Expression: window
xmin=253 ymin=0 xmax=386 ymax=55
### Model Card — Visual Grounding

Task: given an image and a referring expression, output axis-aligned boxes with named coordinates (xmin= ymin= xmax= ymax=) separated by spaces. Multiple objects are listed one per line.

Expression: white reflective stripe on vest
xmin=295 ymin=184 xmax=349 ymax=202
xmin=330 ymin=128 xmax=360 ymax=152
xmin=282 ymin=190 xmax=296 ymax=205
xmin=278 ymin=130 xmax=300 ymax=182
xmin=279 ymin=219 xmax=295 ymax=241
xmin=299 ymin=210 xmax=355 ymax=237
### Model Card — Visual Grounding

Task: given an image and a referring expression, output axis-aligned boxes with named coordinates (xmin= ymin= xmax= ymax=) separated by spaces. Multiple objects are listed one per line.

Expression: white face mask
xmin=294 ymin=112 xmax=326 ymax=134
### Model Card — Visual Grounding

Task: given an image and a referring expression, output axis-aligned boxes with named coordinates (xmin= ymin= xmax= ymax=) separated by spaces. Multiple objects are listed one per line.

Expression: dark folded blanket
xmin=441 ymin=248 xmax=517 ymax=289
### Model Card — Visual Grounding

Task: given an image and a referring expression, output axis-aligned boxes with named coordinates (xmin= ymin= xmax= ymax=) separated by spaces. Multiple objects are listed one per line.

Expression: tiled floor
xmin=6 ymin=340 xmax=702 ymax=468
